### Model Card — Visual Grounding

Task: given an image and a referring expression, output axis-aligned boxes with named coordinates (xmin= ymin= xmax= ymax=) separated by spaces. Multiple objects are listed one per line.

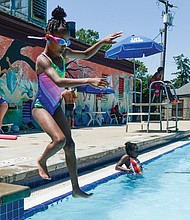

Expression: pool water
xmin=27 ymin=143 xmax=190 ymax=220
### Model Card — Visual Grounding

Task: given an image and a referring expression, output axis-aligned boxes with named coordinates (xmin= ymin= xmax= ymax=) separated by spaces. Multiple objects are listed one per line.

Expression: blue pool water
xmin=26 ymin=143 xmax=190 ymax=220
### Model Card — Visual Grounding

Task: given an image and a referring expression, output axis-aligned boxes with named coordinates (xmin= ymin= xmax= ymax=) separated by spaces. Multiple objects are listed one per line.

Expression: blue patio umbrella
xmin=76 ymin=85 xmax=115 ymax=94
xmin=105 ymin=35 xmax=163 ymax=59
xmin=105 ymin=35 xmax=163 ymax=104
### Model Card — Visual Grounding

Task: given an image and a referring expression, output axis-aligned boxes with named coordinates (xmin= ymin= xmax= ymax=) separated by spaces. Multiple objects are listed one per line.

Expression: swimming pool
xmin=25 ymin=140 xmax=190 ymax=220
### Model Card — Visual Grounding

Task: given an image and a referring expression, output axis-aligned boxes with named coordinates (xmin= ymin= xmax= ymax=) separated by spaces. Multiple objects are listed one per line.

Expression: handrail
xmin=147 ymin=80 xmax=178 ymax=132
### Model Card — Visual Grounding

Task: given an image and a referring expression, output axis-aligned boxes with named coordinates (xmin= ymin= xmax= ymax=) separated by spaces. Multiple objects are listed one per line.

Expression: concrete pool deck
xmin=0 ymin=120 xmax=190 ymax=186
xmin=24 ymin=137 xmax=190 ymax=209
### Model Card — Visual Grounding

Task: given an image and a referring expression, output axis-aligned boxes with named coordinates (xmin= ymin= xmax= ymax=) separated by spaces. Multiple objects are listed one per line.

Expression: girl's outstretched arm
xmin=66 ymin=31 xmax=123 ymax=59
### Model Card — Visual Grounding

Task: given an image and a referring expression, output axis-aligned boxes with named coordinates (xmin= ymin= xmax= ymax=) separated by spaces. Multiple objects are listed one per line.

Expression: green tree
xmin=131 ymin=59 xmax=150 ymax=100
xmin=134 ymin=60 xmax=148 ymax=79
xmin=171 ymin=54 xmax=190 ymax=88
xmin=76 ymin=28 xmax=99 ymax=45
xmin=75 ymin=28 xmax=111 ymax=51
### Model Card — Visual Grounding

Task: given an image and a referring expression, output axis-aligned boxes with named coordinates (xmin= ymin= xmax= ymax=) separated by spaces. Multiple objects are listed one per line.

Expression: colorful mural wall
xmin=66 ymin=59 xmax=130 ymax=119
xmin=0 ymin=36 xmax=42 ymax=126
xmin=0 ymin=35 xmax=131 ymax=126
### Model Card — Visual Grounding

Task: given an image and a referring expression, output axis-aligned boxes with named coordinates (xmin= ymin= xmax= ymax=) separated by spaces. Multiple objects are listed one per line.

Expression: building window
xmin=0 ymin=0 xmax=28 ymax=18
xmin=15 ymin=0 xmax=28 ymax=20
xmin=119 ymin=77 xmax=124 ymax=99
xmin=0 ymin=0 xmax=11 ymax=13
xmin=101 ymin=74 xmax=109 ymax=103
xmin=172 ymin=100 xmax=183 ymax=119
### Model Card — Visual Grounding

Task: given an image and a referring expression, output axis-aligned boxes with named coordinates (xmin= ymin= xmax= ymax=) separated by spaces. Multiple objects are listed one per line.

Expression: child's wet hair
xmin=125 ymin=142 xmax=136 ymax=154
xmin=46 ymin=6 xmax=69 ymax=34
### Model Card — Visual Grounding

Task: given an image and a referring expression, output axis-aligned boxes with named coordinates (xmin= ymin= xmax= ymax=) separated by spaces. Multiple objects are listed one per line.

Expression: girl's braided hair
xmin=46 ymin=6 xmax=69 ymax=34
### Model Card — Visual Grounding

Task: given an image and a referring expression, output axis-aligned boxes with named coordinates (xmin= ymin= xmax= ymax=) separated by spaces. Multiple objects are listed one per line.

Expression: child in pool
xmin=115 ymin=142 xmax=142 ymax=175
xmin=32 ymin=5 xmax=122 ymax=198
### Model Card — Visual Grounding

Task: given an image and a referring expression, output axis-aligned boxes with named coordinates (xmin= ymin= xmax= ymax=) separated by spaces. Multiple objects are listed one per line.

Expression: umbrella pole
xmin=133 ymin=60 xmax=137 ymax=103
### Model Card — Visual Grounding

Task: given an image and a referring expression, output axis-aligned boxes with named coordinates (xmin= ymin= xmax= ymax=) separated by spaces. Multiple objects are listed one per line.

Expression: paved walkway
xmin=0 ymin=120 xmax=189 ymax=184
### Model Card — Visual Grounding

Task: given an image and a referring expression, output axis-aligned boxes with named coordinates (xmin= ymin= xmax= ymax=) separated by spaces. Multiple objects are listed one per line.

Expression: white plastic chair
xmin=106 ymin=111 xmax=118 ymax=124
xmin=122 ymin=113 xmax=128 ymax=124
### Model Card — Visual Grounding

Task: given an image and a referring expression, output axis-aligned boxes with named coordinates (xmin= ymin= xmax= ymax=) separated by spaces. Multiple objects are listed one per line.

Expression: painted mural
xmin=62 ymin=59 xmax=130 ymax=126
xmin=0 ymin=36 xmax=42 ymax=125
xmin=0 ymin=35 xmax=131 ymax=126
xmin=0 ymin=38 xmax=39 ymax=101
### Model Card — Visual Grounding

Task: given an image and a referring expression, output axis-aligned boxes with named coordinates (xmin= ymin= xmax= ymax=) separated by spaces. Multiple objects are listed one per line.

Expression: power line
xmin=153 ymin=32 xmax=161 ymax=41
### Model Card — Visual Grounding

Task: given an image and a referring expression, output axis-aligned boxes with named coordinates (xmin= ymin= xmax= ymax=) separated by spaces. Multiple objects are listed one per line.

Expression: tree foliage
xmin=134 ymin=59 xmax=148 ymax=78
xmin=75 ymin=28 xmax=111 ymax=51
xmin=132 ymin=60 xmax=150 ymax=100
xmin=171 ymin=54 xmax=190 ymax=88
xmin=75 ymin=28 xmax=99 ymax=45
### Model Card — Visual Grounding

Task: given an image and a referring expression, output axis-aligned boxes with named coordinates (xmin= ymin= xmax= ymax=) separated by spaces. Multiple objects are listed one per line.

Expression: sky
xmin=47 ymin=0 xmax=190 ymax=80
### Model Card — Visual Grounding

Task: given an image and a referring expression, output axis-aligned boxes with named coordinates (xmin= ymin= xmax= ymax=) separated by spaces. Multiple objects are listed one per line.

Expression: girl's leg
xmin=54 ymin=106 xmax=93 ymax=198
xmin=0 ymin=101 xmax=8 ymax=129
xmin=32 ymin=107 xmax=66 ymax=179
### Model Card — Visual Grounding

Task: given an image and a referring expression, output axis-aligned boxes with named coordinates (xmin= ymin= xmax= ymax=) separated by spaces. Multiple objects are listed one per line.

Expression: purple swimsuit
xmin=33 ymin=53 xmax=66 ymax=115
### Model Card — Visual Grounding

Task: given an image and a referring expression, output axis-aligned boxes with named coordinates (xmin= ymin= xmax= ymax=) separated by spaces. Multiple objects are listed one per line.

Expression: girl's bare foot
xmin=37 ymin=159 xmax=51 ymax=180
xmin=72 ymin=189 xmax=93 ymax=198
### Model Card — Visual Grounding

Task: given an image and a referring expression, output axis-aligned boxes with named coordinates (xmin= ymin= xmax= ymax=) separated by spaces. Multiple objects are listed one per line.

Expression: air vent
xmin=31 ymin=0 xmax=46 ymax=23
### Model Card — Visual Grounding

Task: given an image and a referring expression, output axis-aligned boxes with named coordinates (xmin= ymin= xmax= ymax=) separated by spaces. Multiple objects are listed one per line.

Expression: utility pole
xmin=158 ymin=0 xmax=174 ymax=78
xmin=159 ymin=28 xmax=164 ymax=67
